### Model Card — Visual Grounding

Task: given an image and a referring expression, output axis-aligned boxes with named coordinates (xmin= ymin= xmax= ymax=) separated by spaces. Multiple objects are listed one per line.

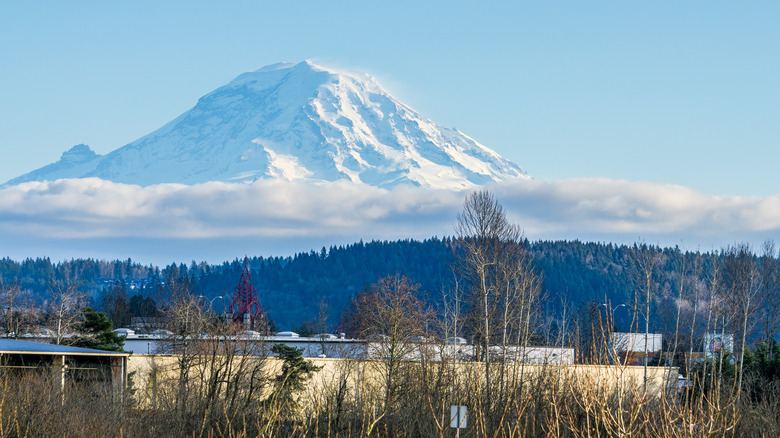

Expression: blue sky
xmin=1 ymin=2 xmax=779 ymax=264
xmin=2 ymin=2 xmax=778 ymax=195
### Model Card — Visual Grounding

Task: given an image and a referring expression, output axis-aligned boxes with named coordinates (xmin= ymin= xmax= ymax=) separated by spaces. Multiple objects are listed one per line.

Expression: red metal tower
xmin=229 ymin=257 xmax=262 ymax=327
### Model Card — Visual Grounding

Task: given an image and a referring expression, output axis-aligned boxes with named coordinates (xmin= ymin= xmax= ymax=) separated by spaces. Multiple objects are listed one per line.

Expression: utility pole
xmin=600 ymin=303 xmax=627 ymax=331
xmin=600 ymin=303 xmax=626 ymax=362
xmin=644 ymin=291 xmax=650 ymax=395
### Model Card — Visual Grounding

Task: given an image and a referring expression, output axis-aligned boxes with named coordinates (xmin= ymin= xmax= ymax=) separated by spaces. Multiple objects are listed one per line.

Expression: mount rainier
xmin=6 ymin=61 xmax=528 ymax=189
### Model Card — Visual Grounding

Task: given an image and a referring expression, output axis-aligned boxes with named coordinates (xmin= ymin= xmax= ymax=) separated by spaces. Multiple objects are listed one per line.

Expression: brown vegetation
xmin=0 ymin=351 xmax=777 ymax=437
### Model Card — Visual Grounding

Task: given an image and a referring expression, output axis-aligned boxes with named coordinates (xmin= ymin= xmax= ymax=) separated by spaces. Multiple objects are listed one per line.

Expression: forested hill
xmin=0 ymin=239 xmax=724 ymax=332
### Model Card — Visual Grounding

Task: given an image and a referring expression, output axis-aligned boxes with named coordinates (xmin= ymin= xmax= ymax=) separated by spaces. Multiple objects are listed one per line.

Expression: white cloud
xmin=1 ymin=177 xmax=779 ymax=263
xmin=491 ymin=178 xmax=780 ymax=239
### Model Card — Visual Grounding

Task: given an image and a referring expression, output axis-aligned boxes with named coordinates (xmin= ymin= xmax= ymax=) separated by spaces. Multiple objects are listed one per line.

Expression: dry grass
xmin=0 ymin=353 xmax=777 ymax=437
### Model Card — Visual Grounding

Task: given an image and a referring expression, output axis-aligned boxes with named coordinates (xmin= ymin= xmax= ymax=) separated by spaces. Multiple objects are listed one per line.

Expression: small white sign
xmin=450 ymin=405 xmax=467 ymax=429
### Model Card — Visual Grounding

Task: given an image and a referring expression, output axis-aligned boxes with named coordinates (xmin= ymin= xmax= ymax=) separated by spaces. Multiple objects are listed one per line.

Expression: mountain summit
xmin=6 ymin=61 xmax=528 ymax=189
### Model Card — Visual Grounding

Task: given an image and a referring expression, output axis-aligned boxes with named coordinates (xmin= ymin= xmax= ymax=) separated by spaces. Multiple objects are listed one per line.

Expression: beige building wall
xmin=128 ymin=354 xmax=675 ymax=409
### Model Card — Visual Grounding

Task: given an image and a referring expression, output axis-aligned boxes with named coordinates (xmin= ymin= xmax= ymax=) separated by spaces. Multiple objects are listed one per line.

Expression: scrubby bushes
xmin=1 ymin=351 xmax=778 ymax=437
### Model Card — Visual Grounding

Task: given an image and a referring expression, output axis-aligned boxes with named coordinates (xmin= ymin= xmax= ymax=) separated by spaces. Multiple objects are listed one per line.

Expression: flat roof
xmin=122 ymin=333 xmax=361 ymax=343
xmin=0 ymin=339 xmax=128 ymax=357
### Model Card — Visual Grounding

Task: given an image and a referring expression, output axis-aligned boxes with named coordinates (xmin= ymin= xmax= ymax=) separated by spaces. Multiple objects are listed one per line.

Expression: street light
xmin=600 ymin=303 xmax=627 ymax=331
xmin=198 ymin=295 xmax=224 ymax=314
xmin=600 ymin=303 xmax=627 ymax=364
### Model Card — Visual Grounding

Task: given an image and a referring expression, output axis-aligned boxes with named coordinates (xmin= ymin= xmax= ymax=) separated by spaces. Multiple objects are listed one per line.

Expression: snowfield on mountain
xmin=6 ymin=61 xmax=528 ymax=190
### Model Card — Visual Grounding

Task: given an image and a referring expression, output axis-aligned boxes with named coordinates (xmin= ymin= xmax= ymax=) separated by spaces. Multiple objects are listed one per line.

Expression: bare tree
xmin=684 ymin=252 xmax=703 ymax=396
xmin=453 ymin=189 xmax=540 ymax=403
xmin=46 ymin=279 xmax=86 ymax=344
xmin=632 ymin=243 xmax=657 ymax=394
xmin=155 ymin=269 xmax=210 ymax=412
xmin=356 ymin=274 xmax=432 ymax=409
xmin=722 ymin=243 xmax=759 ymax=402
xmin=156 ymin=269 xmax=208 ymax=340
xmin=497 ymin=242 xmax=541 ymax=353
xmin=315 ymin=297 xmax=329 ymax=335
xmin=441 ymin=271 xmax=464 ymax=349
xmin=0 ymin=282 xmax=37 ymax=338
xmin=456 ymin=190 xmax=508 ymax=397
xmin=496 ymin=242 xmax=542 ymax=402
xmin=759 ymin=240 xmax=780 ymax=353
xmin=701 ymin=253 xmax=722 ymax=396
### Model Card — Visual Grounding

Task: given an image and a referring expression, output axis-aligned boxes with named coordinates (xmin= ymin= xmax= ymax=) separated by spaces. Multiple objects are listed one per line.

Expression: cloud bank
xmin=1 ymin=177 xmax=778 ymax=263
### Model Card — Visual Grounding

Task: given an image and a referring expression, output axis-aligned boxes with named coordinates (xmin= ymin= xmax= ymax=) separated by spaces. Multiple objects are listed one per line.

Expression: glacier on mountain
xmin=6 ymin=61 xmax=529 ymax=190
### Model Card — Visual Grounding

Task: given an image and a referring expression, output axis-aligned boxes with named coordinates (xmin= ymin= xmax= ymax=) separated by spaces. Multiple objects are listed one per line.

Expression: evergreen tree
xmin=269 ymin=344 xmax=322 ymax=413
xmin=63 ymin=307 xmax=126 ymax=352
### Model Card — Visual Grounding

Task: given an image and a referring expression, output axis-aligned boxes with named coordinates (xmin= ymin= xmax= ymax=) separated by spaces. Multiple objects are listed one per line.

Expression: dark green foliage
xmin=293 ymin=319 xmax=318 ymax=337
xmin=741 ymin=341 xmax=780 ymax=402
xmin=128 ymin=294 xmax=160 ymax=318
xmin=100 ymin=280 xmax=130 ymax=328
xmin=81 ymin=306 xmax=112 ymax=333
xmin=177 ymin=239 xmax=725 ymax=333
xmin=0 ymin=257 xmax=156 ymax=298
xmin=685 ymin=344 xmax=780 ymax=410
xmin=63 ymin=307 xmax=126 ymax=352
xmin=744 ymin=341 xmax=780 ymax=379
xmin=270 ymin=343 xmax=322 ymax=412
xmin=687 ymin=351 xmax=740 ymax=400
xmin=0 ymin=238 xmax=730 ymax=333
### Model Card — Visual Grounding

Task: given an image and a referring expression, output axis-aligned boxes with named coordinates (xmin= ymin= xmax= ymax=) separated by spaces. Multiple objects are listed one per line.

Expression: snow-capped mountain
xmin=6 ymin=61 xmax=528 ymax=189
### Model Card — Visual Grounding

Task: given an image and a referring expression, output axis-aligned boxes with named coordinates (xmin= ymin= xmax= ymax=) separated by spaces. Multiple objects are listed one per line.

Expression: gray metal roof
xmin=0 ymin=339 xmax=128 ymax=356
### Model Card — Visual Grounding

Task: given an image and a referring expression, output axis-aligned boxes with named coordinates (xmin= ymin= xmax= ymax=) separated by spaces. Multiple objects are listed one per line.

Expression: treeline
xmin=0 ymin=238 xmax=760 ymax=334
xmin=0 ymin=256 xmax=158 ymax=293
xmin=0 ymin=239 xmax=455 ymax=330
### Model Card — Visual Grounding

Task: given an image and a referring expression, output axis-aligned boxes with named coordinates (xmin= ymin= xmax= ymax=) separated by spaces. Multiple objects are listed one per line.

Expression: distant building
xmin=117 ymin=331 xmax=575 ymax=364
xmin=129 ymin=317 xmax=167 ymax=332
xmin=612 ymin=332 xmax=663 ymax=365
xmin=703 ymin=332 xmax=734 ymax=359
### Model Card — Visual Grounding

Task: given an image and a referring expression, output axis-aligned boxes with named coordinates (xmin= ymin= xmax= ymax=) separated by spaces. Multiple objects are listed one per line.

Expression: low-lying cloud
xmin=1 ymin=177 xmax=778 ymax=263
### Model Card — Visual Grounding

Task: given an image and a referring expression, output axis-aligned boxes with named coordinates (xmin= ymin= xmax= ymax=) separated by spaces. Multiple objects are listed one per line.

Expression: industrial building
xmin=0 ymin=339 xmax=128 ymax=397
